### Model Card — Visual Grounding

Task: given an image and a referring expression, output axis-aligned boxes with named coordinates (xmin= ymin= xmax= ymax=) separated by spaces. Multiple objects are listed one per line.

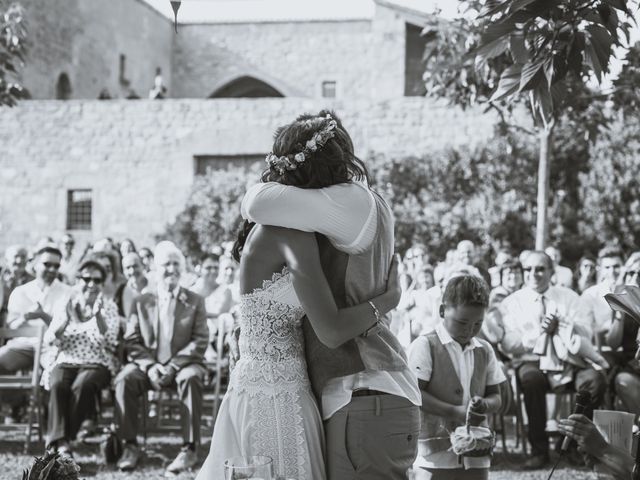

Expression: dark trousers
xmin=47 ymin=364 xmax=111 ymax=445
xmin=517 ymin=362 xmax=606 ymax=455
xmin=114 ymin=363 xmax=205 ymax=445
xmin=325 ymin=394 xmax=420 ymax=480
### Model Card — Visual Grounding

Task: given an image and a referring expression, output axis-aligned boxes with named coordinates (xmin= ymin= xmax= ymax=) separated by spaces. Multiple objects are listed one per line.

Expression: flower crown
xmin=265 ymin=114 xmax=338 ymax=175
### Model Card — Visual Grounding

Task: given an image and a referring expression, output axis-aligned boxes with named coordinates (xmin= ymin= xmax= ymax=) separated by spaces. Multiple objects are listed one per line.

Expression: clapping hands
xmin=541 ymin=313 xmax=561 ymax=336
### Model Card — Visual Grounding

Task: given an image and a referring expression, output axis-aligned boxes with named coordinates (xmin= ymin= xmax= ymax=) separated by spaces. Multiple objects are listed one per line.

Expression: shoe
xmin=523 ymin=454 xmax=550 ymax=470
xmin=165 ymin=446 xmax=198 ymax=475
xmin=118 ymin=443 xmax=141 ymax=472
xmin=76 ymin=419 xmax=97 ymax=441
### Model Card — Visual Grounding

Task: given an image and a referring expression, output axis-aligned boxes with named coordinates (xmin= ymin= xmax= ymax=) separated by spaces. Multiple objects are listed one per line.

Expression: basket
xmin=450 ymin=403 xmax=496 ymax=457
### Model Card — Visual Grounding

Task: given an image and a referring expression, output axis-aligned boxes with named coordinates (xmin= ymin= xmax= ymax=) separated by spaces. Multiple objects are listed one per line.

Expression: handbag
xmin=100 ymin=424 xmax=122 ymax=464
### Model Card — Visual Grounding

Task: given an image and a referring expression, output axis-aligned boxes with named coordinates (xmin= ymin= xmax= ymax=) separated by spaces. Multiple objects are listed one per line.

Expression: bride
xmin=195 ymin=114 xmax=401 ymax=480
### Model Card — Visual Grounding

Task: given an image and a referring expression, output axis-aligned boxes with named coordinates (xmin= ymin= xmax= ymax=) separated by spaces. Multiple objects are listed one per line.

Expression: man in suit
xmin=115 ymin=241 xmax=208 ymax=474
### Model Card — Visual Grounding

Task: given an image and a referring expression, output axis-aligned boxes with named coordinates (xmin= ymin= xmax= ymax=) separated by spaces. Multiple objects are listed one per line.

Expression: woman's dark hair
xmin=200 ymin=252 xmax=221 ymax=265
xmin=86 ymin=251 xmax=119 ymax=281
xmin=77 ymin=259 xmax=107 ymax=282
xmin=233 ymin=110 xmax=369 ymax=262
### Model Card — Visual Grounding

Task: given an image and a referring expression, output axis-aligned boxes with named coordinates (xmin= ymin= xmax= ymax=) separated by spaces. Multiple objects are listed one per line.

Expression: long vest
xmin=302 ymin=190 xmax=408 ymax=403
xmin=418 ymin=331 xmax=491 ymax=457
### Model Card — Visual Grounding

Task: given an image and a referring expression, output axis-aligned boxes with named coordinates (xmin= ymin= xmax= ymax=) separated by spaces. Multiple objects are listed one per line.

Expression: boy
xmin=408 ymin=275 xmax=505 ymax=479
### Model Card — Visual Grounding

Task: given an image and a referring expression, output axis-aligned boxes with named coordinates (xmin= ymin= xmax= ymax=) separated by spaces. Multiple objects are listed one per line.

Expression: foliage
xmin=611 ymin=41 xmax=640 ymax=115
xmin=578 ymin=115 xmax=640 ymax=251
xmin=21 ymin=452 xmax=80 ymax=480
xmin=0 ymin=1 xmax=28 ymax=106
xmin=161 ymin=164 xmax=262 ymax=259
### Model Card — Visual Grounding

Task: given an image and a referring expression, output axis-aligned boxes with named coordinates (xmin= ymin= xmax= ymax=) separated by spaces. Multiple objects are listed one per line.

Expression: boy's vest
xmin=419 ymin=331 xmax=491 ymax=457
xmin=302 ymin=191 xmax=408 ymax=402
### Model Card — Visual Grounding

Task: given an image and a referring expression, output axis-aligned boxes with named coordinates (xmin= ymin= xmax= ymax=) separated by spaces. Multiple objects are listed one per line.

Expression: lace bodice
xmin=229 ymin=267 xmax=310 ymax=394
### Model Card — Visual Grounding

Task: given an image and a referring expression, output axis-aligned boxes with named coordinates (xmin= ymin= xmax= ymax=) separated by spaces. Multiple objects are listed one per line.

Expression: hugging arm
xmin=278 ymin=228 xmax=400 ymax=348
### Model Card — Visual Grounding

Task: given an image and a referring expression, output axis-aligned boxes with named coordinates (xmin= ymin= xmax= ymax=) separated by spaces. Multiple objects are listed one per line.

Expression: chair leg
xmin=36 ymin=389 xmax=43 ymax=443
xmin=24 ymin=393 xmax=35 ymax=454
xmin=141 ymin=393 xmax=148 ymax=449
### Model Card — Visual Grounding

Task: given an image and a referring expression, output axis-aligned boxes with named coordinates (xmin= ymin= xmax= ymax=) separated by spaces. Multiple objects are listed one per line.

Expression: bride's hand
xmin=228 ymin=326 xmax=241 ymax=370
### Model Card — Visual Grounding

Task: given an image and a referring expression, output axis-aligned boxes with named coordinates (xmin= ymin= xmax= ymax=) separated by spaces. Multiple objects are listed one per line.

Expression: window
xmin=404 ymin=23 xmax=427 ymax=96
xmin=66 ymin=189 xmax=92 ymax=230
xmin=119 ymin=54 xmax=129 ymax=86
xmin=194 ymin=155 xmax=263 ymax=175
xmin=56 ymin=73 xmax=72 ymax=100
xmin=321 ymin=81 xmax=337 ymax=98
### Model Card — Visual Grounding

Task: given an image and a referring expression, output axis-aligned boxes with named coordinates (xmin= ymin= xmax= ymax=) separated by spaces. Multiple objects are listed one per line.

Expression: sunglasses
xmin=523 ymin=267 xmax=547 ymax=273
xmin=43 ymin=262 xmax=61 ymax=269
xmin=626 ymin=271 xmax=640 ymax=277
xmin=79 ymin=276 xmax=104 ymax=284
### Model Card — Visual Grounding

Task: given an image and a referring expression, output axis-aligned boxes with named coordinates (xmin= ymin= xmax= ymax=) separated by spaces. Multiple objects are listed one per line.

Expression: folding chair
xmin=0 ymin=324 xmax=45 ymax=453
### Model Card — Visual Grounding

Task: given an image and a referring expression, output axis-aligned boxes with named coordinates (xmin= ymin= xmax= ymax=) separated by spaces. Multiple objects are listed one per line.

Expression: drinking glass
xmin=224 ymin=455 xmax=273 ymax=480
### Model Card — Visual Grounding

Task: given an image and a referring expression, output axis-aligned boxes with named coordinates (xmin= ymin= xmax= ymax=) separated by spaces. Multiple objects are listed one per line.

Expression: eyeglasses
xmin=79 ymin=276 xmax=104 ymax=284
xmin=43 ymin=262 xmax=61 ymax=269
xmin=523 ymin=267 xmax=547 ymax=273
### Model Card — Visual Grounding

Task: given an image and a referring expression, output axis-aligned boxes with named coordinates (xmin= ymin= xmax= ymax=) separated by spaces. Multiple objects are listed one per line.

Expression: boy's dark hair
xmin=442 ymin=275 xmax=489 ymax=308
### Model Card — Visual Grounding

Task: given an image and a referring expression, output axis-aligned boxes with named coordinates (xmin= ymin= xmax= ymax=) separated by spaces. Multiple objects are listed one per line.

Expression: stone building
xmin=0 ymin=0 xmax=499 ymax=252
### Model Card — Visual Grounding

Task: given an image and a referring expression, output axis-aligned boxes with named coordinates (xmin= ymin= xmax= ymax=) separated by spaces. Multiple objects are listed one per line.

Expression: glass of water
xmin=224 ymin=455 xmax=273 ymax=480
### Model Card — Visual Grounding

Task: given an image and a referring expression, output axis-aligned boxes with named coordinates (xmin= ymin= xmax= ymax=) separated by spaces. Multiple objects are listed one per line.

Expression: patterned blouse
xmin=41 ymin=297 xmax=122 ymax=390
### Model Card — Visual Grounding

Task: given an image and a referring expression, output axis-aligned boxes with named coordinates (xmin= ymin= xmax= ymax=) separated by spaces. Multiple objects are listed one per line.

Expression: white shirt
xmin=241 ymin=181 xmax=377 ymax=254
xmin=498 ymin=285 xmax=587 ymax=362
xmin=578 ymin=282 xmax=615 ymax=337
xmin=7 ymin=279 xmax=71 ymax=329
xmin=408 ymin=323 xmax=506 ymax=469
xmin=242 ymin=181 xmax=421 ymax=417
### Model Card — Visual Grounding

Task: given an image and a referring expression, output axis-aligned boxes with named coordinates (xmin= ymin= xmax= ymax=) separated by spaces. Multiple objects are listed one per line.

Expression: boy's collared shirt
xmin=408 ymin=322 xmax=506 ymax=470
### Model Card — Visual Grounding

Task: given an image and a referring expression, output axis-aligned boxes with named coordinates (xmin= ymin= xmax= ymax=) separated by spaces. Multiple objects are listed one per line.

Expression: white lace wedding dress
xmin=196 ymin=267 xmax=326 ymax=480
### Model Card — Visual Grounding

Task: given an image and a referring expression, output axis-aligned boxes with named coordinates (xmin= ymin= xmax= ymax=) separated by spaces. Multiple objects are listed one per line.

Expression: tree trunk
xmin=535 ymin=124 xmax=554 ymax=250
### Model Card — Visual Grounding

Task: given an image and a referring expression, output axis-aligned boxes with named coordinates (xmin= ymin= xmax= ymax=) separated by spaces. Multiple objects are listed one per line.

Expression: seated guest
xmin=578 ymin=247 xmax=624 ymax=346
xmin=120 ymin=253 xmax=152 ymax=319
xmin=545 ymin=246 xmax=573 ymax=289
xmin=41 ymin=259 xmax=120 ymax=457
xmin=483 ymin=260 xmax=523 ymax=345
xmin=58 ymin=234 xmax=79 ymax=285
xmin=119 ymin=238 xmax=137 ymax=258
xmin=1 ymin=245 xmax=34 ymax=325
xmin=574 ymin=255 xmax=597 ymax=294
xmin=558 ymin=414 xmax=634 ymax=480
xmin=488 ymin=249 xmax=513 ymax=289
xmin=497 ymin=251 xmax=606 ymax=469
xmin=138 ymin=247 xmax=154 ymax=274
xmin=90 ymin=250 xmax=126 ymax=315
xmin=606 ymin=254 xmax=640 ymax=415
xmin=115 ymin=241 xmax=208 ymax=474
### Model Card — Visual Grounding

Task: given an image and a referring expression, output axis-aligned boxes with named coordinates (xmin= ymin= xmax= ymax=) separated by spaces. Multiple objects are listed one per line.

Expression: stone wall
xmin=0 ymin=98 xmax=498 ymax=252
xmin=171 ymin=20 xmax=375 ymax=99
xmin=19 ymin=0 xmax=173 ymax=100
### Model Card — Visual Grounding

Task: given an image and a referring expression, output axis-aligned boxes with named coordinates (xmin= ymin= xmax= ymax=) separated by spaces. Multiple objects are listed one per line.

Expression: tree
xmin=0 ymin=1 xmax=27 ymax=106
xmin=423 ymin=0 xmax=636 ymax=249
xmin=161 ymin=164 xmax=262 ymax=259
xmin=579 ymin=115 xmax=640 ymax=251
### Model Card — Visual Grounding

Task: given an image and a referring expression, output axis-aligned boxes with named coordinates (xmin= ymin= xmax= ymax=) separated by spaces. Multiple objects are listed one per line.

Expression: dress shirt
xmin=408 ymin=323 xmax=505 ymax=469
xmin=498 ymin=285 xmax=587 ymax=363
xmin=241 ymin=180 xmax=376 ymax=255
xmin=577 ymin=282 xmax=615 ymax=338
xmin=7 ymin=279 xmax=71 ymax=329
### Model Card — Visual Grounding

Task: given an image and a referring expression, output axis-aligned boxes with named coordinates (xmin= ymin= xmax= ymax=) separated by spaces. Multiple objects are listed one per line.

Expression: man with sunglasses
xmin=496 ymin=251 xmax=606 ymax=469
xmin=0 ymin=245 xmax=71 ymax=420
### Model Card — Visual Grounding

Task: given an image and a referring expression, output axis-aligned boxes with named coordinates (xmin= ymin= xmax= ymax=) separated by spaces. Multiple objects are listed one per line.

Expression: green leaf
xmin=543 ymin=57 xmax=554 ymax=86
xmin=479 ymin=0 xmax=511 ymax=18
xmin=586 ymin=25 xmax=613 ymax=80
xmin=532 ymin=84 xmax=554 ymax=125
xmin=606 ymin=0 xmax=631 ymax=15
xmin=490 ymin=65 xmax=523 ymax=102
xmin=584 ymin=38 xmax=604 ymax=82
xmin=509 ymin=0 xmax=541 ymax=12
xmin=510 ymin=32 xmax=529 ymax=63
xmin=519 ymin=60 xmax=545 ymax=92
xmin=474 ymin=36 xmax=510 ymax=60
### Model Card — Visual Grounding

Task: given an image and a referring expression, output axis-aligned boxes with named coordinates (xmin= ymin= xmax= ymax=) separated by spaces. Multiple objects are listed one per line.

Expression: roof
xmin=142 ymin=0 xmax=435 ymax=24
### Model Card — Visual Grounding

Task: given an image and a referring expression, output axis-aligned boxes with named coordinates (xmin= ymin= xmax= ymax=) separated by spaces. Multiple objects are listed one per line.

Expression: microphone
xmin=560 ymin=390 xmax=592 ymax=451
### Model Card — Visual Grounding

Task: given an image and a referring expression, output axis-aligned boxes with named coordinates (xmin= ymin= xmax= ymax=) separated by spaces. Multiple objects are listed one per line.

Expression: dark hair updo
xmin=232 ymin=110 xmax=370 ymax=262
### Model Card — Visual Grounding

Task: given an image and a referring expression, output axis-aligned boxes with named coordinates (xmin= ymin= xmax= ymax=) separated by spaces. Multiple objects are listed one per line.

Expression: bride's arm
xmin=278 ymin=228 xmax=400 ymax=348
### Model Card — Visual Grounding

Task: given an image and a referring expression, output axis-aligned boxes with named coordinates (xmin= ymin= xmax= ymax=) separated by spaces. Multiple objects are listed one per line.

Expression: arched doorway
xmin=56 ymin=73 xmax=72 ymax=100
xmin=209 ymin=76 xmax=284 ymax=98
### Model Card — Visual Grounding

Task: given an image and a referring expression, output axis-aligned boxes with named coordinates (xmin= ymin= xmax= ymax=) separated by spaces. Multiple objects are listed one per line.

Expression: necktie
xmin=156 ymin=291 xmax=174 ymax=364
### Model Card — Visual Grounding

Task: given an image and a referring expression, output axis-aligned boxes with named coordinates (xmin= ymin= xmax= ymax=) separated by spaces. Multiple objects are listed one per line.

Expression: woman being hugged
xmin=196 ymin=113 xmax=402 ymax=480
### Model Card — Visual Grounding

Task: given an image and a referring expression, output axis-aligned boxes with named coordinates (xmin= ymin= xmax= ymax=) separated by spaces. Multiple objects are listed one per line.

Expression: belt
xmin=352 ymin=389 xmax=390 ymax=397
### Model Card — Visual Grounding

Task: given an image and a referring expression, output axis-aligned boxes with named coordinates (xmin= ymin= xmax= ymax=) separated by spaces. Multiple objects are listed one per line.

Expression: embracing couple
xmin=196 ymin=111 xmax=421 ymax=480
